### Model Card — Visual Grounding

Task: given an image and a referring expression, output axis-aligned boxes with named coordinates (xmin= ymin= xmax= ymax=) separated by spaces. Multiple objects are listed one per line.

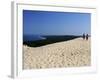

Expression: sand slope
xmin=23 ymin=38 xmax=91 ymax=69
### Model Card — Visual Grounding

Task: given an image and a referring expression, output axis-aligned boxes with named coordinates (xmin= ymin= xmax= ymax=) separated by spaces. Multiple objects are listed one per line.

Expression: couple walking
xmin=83 ymin=33 xmax=89 ymax=40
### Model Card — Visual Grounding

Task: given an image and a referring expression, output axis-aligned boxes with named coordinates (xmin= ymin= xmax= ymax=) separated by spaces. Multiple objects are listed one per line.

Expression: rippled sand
xmin=23 ymin=38 xmax=91 ymax=69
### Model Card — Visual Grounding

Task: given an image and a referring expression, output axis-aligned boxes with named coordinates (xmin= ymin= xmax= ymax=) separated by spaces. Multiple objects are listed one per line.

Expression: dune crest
xmin=23 ymin=38 xmax=91 ymax=69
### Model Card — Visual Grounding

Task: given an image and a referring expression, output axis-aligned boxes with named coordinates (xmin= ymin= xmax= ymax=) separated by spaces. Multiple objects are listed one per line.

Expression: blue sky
xmin=23 ymin=10 xmax=91 ymax=35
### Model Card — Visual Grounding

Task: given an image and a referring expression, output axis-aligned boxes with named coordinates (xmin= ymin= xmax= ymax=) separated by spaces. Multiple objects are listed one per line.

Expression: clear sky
xmin=23 ymin=10 xmax=91 ymax=36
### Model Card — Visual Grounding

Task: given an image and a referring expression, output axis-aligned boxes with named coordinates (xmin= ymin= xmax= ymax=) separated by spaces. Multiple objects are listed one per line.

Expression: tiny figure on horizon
xmin=82 ymin=33 xmax=89 ymax=40
xmin=86 ymin=34 xmax=89 ymax=40
xmin=82 ymin=33 xmax=85 ymax=40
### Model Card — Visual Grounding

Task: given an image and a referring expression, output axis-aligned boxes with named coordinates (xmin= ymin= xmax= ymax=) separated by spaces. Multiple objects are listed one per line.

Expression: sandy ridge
xmin=23 ymin=38 xmax=91 ymax=69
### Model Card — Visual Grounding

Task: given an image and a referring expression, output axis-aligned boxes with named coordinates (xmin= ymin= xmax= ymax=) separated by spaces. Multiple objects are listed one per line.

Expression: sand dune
xmin=23 ymin=38 xmax=91 ymax=69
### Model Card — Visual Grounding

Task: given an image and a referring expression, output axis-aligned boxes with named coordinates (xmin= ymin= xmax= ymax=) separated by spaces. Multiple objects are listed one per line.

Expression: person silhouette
xmin=86 ymin=34 xmax=88 ymax=40
xmin=83 ymin=33 xmax=85 ymax=40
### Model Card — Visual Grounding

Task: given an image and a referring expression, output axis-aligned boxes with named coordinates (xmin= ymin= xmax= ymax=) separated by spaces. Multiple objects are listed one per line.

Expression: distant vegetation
xmin=23 ymin=35 xmax=81 ymax=47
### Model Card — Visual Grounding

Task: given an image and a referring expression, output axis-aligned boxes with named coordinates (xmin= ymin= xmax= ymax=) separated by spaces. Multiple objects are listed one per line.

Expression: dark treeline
xmin=23 ymin=35 xmax=81 ymax=47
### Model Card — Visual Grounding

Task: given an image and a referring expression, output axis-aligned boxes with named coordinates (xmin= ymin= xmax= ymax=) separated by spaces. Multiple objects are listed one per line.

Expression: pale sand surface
xmin=23 ymin=38 xmax=91 ymax=69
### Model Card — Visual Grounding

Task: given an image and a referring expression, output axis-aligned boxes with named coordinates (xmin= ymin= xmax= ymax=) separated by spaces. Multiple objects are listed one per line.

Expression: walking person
xmin=82 ymin=33 xmax=85 ymax=40
xmin=86 ymin=34 xmax=88 ymax=40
